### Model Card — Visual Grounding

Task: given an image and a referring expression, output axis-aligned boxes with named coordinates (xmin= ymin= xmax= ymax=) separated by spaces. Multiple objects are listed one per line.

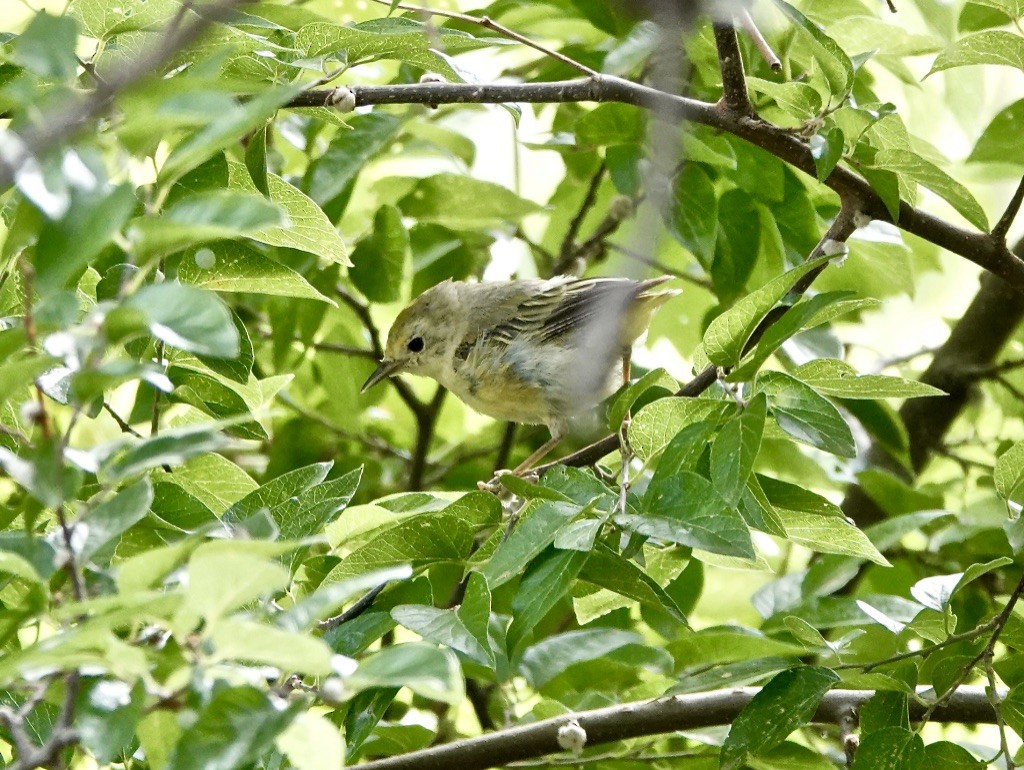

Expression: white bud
xmin=853 ymin=211 xmax=872 ymax=228
xmin=330 ymin=86 xmax=356 ymax=113
xmin=419 ymin=72 xmax=446 ymax=84
xmin=821 ymin=239 xmax=849 ymax=266
xmin=556 ymin=719 xmax=586 ymax=753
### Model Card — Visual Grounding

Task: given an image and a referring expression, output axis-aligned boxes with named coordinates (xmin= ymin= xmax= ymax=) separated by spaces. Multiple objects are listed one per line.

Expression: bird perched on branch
xmin=362 ymin=275 xmax=679 ymax=475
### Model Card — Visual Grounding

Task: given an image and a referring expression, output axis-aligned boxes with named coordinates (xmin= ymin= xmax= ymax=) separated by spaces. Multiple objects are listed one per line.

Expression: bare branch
xmin=556 ymin=164 xmax=606 ymax=273
xmin=289 ymin=78 xmax=1024 ymax=290
xmin=356 ymin=686 xmax=1000 ymax=770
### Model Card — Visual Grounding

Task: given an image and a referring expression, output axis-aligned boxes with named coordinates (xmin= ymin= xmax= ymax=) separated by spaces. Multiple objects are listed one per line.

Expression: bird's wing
xmin=478 ymin=277 xmax=650 ymax=347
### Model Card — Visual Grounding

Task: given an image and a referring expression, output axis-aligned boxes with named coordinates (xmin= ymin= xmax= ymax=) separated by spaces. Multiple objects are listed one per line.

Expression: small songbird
xmin=361 ymin=275 xmax=679 ymax=474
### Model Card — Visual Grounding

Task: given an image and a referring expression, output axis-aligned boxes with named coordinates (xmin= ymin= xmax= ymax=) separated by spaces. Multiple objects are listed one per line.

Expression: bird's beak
xmin=361 ymin=359 xmax=401 ymax=393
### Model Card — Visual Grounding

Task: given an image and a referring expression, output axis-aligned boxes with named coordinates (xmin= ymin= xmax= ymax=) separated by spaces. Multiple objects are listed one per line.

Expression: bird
xmin=361 ymin=275 xmax=679 ymax=475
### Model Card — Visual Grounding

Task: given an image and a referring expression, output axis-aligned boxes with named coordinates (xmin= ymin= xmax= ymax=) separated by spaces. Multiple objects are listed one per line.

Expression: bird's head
xmin=361 ymin=282 xmax=456 ymax=392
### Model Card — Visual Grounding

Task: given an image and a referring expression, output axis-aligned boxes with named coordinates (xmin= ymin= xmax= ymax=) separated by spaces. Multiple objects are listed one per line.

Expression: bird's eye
xmin=407 ymin=336 xmax=425 ymax=353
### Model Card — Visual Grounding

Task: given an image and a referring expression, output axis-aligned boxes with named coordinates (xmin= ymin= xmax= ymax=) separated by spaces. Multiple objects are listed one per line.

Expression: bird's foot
xmin=477 ymin=468 xmax=539 ymax=495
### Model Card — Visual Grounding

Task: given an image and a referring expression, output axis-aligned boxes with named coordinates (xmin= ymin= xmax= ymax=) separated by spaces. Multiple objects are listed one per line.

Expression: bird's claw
xmin=477 ymin=468 xmax=513 ymax=495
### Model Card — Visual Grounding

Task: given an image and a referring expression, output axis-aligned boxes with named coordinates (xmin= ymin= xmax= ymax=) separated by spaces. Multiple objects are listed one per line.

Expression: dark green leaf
xmin=758 ymin=370 xmax=856 ymax=458
xmin=850 ymin=726 xmax=924 ymax=769
xmin=721 ymin=665 xmax=839 ymax=769
xmin=349 ymin=205 xmax=410 ymax=303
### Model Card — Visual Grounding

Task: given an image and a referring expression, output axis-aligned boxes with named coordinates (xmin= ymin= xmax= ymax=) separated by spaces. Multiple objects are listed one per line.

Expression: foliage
xmin=1 ymin=0 xmax=1024 ymax=768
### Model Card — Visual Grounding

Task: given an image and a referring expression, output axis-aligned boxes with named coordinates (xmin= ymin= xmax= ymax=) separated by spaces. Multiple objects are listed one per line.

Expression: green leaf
xmin=324 ymin=492 xmax=501 ymax=582
xmin=970 ymin=0 xmax=1024 ymax=18
xmin=626 ymin=471 xmax=754 ymax=558
xmin=209 ymin=619 xmax=334 ymax=675
xmin=629 ymin=398 xmax=734 ymax=460
xmin=35 ymin=183 xmax=136 ymax=295
xmin=969 ymin=98 xmax=1024 ymax=166
xmin=481 ymin=500 xmax=581 ymax=589
xmin=276 ymin=712 xmax=345 ymax=770
xmin=758 ymin=474 xmax=844 ymax=518
xmin=135 ymin=189 xmax=284 ymax=257
xmin=809 ymin=126 xmax=845 ymax=181
xmin=68 ymin=0 xmax=179 ymax=38
xmin=930 ymin=30 xmax=1024 ymax=76
xmin=607 ymin=367 xmax=674 ymax=429
xmin=11 ymin=12 xmax=79 ymax=80
xmin=792 ymin=359 xmax=945 ymax=399
xmin=720 ymin=665 xmax=839 ymax=770
xmin=996 ymin=439 xmax=1024 ymax=503
xmin=173 ymin=544 xmax=290 ymax=633
xmin=518 ymin=628 xmax=649 ymax=688
xmin=295 ymin=19 xmax=503 ymax=81
xmin=575 ymin=103 xmax=645 ymax=147
xmin=747 ymin=77 xmax=823 ymax=121
xmin=923 ymin=742 xmax=986 ymax=769
xmin=703 ymin=255 xmax=832 ymax=367
xmin=758 ymin=371 xmax=856 ymax=458
xmin=76 ymin=679 xmax=145 ymax=765
xmin=226 ymin=161 xmax=349 ymax=266
xmin=80 ymin=478 xmax=153 ymax=563
xmin=128 ymin=283 xmax=240 ymax=358
xmin=161 ymin=84 xmax=304 ymax=184
xmin=100 ymin=425 xmax=229 ymax=484
xmin=349 ymin=205 xmax=410 ymax=303
xmin=711 ymin=393 xmax=766 ymax=506
xmin=579 ymin=545 xmax=688 ymax=623
xmin=392 ymin=604 xmax=493 ymax=666
xmin=305 ymin=112 xmax=404 ymax=206
xmin=348 ymin=642 xmax=464 ymax=704
xmin=850 ymin=727 xmax=924 ymax=769
xmin=398 ymin=173 xmax=542 ymax=226
xmin=669 ymin=164 xmax=718 ymax=265
xmin=778 ymin=510 xmax=890 ymax=565
xmin=507 ymin=548 xmax=588 ymax=653
xmin=769 ymin=0 xmax=854 ymax=97
xmin=868 ymin=149 xmax=989 ymax=231
xmin=177 ymin=242 xmax=333 ymax=304
xmin=244 ymin=123 xmax=270 ymax=198
xmin=166 ymin=686 xmax=300 ymax=770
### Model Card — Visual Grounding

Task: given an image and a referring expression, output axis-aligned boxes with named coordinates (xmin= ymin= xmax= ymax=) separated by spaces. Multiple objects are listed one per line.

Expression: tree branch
xmin=739 ymin=9 xmax=781 ymax=71
xmin=842 ymin=252 xmax=1024 ymax=526
xmin=289 ymin=78 xmax=1024 ymax=290
xmin=356 ymin=686 xmax=1000 ymax=770
xmin=713 ymin=22 xmax=754 ymax=115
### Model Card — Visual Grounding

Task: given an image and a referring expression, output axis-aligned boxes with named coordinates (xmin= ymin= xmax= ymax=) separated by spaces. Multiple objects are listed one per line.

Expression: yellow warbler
xmin=362 ymin=275 xmax=678 ymax=473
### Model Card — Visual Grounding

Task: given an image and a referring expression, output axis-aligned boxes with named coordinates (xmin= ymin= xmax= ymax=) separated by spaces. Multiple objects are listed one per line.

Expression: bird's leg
xmin=622 ymin=347 xmax=632 ymax=388
xmin=478 ymin=426 xmax=566 ymax=494
xmin=510 ymin=433 xmax=562 ymax=476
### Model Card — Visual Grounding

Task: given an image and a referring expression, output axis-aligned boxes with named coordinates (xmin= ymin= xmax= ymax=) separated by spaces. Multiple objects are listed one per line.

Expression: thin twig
xmin=739 ymin=9 xmax=781 ymax=71
xmin=985 ymin=653 xmax=1013 ymax=769
xmin=993 ymin=172 xmax=1024 ymax=241
xmin=367 ymin=0 xmax=599 ymax=77
xmin=607 ymin=242 xmax=714 ymax=290
xmin=102 ymin=403 xmax=143 ymax=438
xmin=556 ymin=164 xmax=606 ymax=272
xmin=409 ymin=386 xmax=446 ymax=491
xmin=318 ymin=582 xmax=390 ymax=632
